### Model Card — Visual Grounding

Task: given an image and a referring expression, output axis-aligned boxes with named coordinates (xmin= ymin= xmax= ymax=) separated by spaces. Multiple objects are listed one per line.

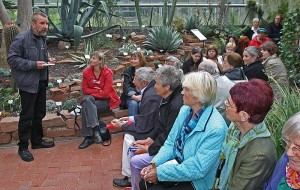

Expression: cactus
xmin=2 ymin=22 xmax=20 ymax=93
xmin=2 ymin=22 xmax=20 ymax=55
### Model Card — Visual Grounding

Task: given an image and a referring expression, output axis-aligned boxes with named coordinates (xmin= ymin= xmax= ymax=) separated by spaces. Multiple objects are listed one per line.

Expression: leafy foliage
xmin=0 ymin=87 xmax=20 ymax=112
xmin=265 ymin=85 xmax=300 ymax=157
xmin=280 ymin=9 xmax=300 ymax=85
xmin=142 ymin=26 xmax=182 ymax=53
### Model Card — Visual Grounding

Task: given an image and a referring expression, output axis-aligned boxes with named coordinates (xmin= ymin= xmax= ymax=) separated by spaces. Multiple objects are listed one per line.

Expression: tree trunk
xmin=0 ymin=0 xmax=11 ymax=25
xmin=17 ymin=0 xmax=33 ymax=31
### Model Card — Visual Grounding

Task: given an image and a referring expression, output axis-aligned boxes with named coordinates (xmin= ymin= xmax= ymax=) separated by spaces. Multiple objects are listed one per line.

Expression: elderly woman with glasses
xmin=264 ymin=112 xmax=300 ymax=190
xmin=219 ymin=79 xmax=277 ymax=190
xmin=139 ymin=71 xmax=228 ymax=190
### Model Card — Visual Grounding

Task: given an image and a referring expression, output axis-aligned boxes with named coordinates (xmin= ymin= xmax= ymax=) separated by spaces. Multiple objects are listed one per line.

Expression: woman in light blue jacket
xmin=140 ymin=71 xmax=228 ymax=190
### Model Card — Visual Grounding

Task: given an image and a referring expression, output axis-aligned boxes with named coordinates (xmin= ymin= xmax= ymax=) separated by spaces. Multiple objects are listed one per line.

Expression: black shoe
xmin=79 ymin=137 xmax=94 ymax=149
xmin=93 ymin=126 xmax=102 ymax=144
xmin=113 ymin=176 xmax=131 ymax=187
xmin=18 ymin=149 xmax=34 ymax=162
xmin=31 ymin=140 xmax=55 ymax=149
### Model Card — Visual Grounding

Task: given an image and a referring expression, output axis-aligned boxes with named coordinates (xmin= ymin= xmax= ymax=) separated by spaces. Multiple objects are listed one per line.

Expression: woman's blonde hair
xmin=91 ymin=51 xmax=105 ymax=69
xmin=182 ymin=71 xmax=217 ymax=106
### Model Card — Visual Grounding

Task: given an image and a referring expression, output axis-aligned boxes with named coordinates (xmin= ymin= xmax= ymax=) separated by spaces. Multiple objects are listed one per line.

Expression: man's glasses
xmin=281 ymin=138 xmax=300 ymax=154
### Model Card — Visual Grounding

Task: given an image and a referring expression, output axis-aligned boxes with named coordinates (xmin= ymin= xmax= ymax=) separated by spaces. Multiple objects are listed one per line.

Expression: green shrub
xmin=143 ymin=26 xmax=182 ymax=53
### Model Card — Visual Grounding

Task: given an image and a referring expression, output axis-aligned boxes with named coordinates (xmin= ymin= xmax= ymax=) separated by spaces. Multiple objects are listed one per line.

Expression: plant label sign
xmin=191 ymin=29 xmax=207 ymax=41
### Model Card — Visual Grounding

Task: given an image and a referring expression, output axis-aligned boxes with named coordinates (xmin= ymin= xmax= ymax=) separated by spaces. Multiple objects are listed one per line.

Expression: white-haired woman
xmin=265 ymin=112 xmax=300 ymax=190
xmin=139 ymin=71 xmax=228 ymax=190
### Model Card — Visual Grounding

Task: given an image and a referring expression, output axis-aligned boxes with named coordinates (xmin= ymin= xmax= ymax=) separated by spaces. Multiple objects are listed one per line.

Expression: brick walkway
xmin=0 ymin=133 xmax=125 ymax=190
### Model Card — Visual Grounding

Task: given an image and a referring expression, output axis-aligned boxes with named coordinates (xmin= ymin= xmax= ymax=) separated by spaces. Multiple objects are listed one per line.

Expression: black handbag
xmin=98 ymin=120 xmax=112 ymax=146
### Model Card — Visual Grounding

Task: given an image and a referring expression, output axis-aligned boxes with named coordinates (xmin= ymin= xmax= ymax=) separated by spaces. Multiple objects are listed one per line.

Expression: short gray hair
xmin=32 ymin=12 xmax=48 ymax=23
xmin=182 ymin=71 xmax=217 ymax=106
xmin=198 ymin=59 xmax=218 ymax=75
xmin=244 ymin=46 xmax=262 ymax=59
xmin=165 ymin=56 xmax=181 ymax=70
xmin=253 ymin=18 xmax=260 ymax=22
xmin=135 ymin=67 xmax=155 ymax=83
xmin=282 ymin=112 xmax=300 ymax=140
xmin=155 ymin=65 xmax=183 ymax=91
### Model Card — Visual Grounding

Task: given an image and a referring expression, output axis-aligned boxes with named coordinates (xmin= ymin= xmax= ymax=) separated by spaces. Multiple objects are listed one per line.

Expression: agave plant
xmin=35 ymin=0 xmax=121 ymax=50
xmin=184 ymin=15 xmax=200 ymax=32
xmin=142 ymin=26 xmax=182 ymax=53
xmin=70 ymin=39 xmax=94 ymax=69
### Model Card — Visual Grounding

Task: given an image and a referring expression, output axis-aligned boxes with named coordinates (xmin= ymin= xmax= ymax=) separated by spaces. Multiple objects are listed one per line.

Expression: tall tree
xmin=17 ymin=0 xmax=32 ymax=31
xmin=0 ymin=0 xmax=11 ymax=25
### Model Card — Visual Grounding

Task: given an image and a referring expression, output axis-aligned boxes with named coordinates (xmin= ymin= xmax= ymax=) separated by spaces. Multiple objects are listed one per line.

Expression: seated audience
xmin=237 ymin=36 xmax=250 ymax=53
xmin=248 ymin=28 xmax=272 ymax=48
xmin=266 ymin=14 xmax=283 ymax=44
xmin=260 ymin=41 xmax=289 ymax=100
xmin=198 ymin=59 xmax=234 ymax=125
xmin=130 ymin=65 xmax=184 ymax=190
xmin=243 ymin=46 xmax=268 ymax=81
xmin=226 ymin=34 xmax=243 ymax=56
xmin=219 ymin=79 xmax=277 ymax=190
xmin=244 ymin=18 xmax=260 ymax=40
xmin=164 ymin=56 xmax=183 ymax=73
xmin=223 ymin=52 xmax=245 ymax=81
xmin=181 ymin=47 xmax=203 ymax=74
xmin=79 ymin=51 xmax=121 ymax=149
xmin=121 ymin=51 xmax=147 ymax=116
xmin=112 ymin=67 xmax=162 ymax=188
xmin=205 ymin=44 xmax=222 ymax=73
xmin=264 ymin=112 xmax=300 ymax=190
xmin=139 ymin=71 xmax=228 ymax=190
xmin=225 ymin=42 xmax=236 ymax=54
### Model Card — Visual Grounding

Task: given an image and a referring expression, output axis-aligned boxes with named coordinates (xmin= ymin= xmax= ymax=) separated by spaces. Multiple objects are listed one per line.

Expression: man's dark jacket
xmin=148 ymin=86 xmax=183 ymax=156
xmin=7 ymin=29 xmax=48 ymax=93
xmin=122 ymin=80 xmax=162 ymax=140
xmin=266 ymin=21 xmax=282 ymax=43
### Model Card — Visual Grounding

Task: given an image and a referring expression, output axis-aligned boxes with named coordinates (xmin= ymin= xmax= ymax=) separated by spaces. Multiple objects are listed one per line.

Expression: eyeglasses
xmin=224 ymin=99 xmax=237 ymax=109
xmin=281 ymin=138 xmax=300 ymax=154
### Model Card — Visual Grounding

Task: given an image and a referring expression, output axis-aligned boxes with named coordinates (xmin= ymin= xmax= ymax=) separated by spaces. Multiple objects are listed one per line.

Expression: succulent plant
xmin=2 ymin=22 xmax=20 ymax=54
xmin=118 ymin=40 xmax=138 ymax=55
xmin=48 ymin=82 xmax=54 ymax=88
xmin=46 ymin=100 xmax=57 ymax=112
xmin=184 ymin=15 xmax=200 ymax=32
xmin=142 ymin=26 xmax=182 ymax=53
xmin=62 ymin=98 xmax=78 ymax=110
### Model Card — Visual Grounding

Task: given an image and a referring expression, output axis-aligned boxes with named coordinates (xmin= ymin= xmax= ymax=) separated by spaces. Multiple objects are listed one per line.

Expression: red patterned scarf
xmin=286 ymin=163 xmax=300 ymax=189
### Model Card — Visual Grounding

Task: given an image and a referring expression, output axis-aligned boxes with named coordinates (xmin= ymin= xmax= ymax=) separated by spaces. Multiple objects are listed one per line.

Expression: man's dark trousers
xmin=18 ymin=81 xmax=47 ymax=151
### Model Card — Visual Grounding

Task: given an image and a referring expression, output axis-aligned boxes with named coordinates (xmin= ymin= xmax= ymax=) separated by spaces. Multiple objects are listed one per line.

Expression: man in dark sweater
xmin=266 ymin=14 xmax=283 ymax=44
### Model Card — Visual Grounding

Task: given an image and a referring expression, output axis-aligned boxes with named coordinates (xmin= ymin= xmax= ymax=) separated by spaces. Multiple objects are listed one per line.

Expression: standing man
xmin=7 ymin=12 xmax=56 ymax=162
xmin=266 ymin=14 xmax=283 ymax=44
xmin=244 ymin=18 xmax=260 ymax=40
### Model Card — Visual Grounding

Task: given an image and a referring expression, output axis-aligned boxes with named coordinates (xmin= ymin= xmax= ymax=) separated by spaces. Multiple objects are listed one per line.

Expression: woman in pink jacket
xmin=79 ymin=51 xmax=120 ymax=149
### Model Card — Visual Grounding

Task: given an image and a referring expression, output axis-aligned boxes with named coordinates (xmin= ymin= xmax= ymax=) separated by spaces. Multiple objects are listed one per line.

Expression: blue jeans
xmin=126 ymin=98 xmax=139 ymax=116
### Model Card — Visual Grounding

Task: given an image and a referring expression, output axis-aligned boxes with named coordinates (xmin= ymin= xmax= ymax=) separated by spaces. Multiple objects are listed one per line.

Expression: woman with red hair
xmin=219 ymin=79 xmax=277 ymax=190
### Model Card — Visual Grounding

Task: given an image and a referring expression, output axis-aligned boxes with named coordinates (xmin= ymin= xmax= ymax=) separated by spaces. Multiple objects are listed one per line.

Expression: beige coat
xmin=263 ymin=55 xmax=289 ymax=99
